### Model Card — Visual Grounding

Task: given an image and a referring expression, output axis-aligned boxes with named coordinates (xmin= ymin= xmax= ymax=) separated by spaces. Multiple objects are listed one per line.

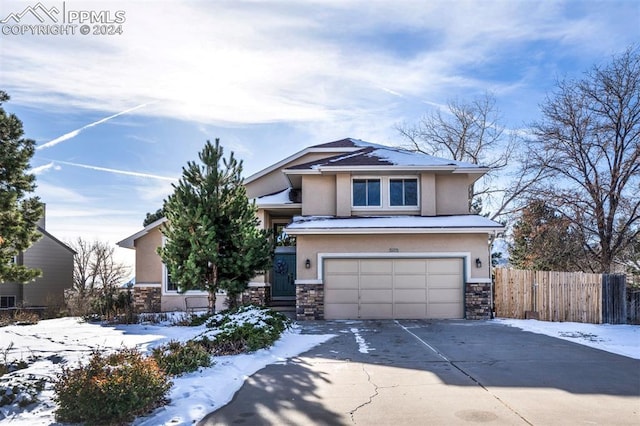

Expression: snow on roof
xmin=286 ymin=143 xmax=484 ymax=171
xmin=286 ymin=215 xmax=505 ymax=234
xmin=254 ymin=188 xmax=296 ymax=205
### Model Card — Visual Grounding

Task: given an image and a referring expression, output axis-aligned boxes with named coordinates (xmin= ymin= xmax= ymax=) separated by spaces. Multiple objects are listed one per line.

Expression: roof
xmin=117 ymin=217 xmax=167 ymax=249
xmin=36 ymin=226 xmax=76 ymax=254
xmin=285 ymin=215 xmax=505 ymax=235
xmin=244 ymin=138 xmax=373 ymax=184
xmin=284 ymin=140 xmax=488 ymax=173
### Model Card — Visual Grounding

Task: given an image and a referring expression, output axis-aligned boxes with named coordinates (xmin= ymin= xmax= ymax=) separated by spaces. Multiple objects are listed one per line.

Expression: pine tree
xmin=0 ymin=91 xmax=44 ymax=283
xmin=158 ymin=139 xmax=273 ymax=312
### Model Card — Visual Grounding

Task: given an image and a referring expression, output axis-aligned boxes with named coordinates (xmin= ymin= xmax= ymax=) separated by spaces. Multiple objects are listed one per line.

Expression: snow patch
xmin=350 ymin=328 xmax=374 ymax=354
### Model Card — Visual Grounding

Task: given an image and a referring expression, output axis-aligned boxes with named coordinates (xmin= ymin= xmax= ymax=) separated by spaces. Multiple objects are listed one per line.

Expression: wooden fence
xmin=494 ymin=269 xmax=602 ymax=323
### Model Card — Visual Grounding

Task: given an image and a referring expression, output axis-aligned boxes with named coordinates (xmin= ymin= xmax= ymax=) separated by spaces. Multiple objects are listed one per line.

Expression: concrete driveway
xmin=199 ymin=320 xmax=640 ymax=425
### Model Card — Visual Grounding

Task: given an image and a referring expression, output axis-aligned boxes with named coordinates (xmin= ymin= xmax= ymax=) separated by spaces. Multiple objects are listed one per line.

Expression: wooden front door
xmin=272 ymin=252 xmax=296 ymax=298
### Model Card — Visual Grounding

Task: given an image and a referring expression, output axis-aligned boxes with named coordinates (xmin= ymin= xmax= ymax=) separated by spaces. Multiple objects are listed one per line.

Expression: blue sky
xmin=1 ymin=0 xmax=639 ymax=268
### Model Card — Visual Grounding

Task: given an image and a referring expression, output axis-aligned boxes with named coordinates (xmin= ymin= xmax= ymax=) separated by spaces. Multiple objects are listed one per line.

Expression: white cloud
xmin=3 ymin=0 xmax=634 ymax=129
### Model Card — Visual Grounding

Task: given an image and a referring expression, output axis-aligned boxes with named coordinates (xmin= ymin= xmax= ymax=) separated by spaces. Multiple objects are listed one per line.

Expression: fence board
xmin=494 ymin=268 xmax=602 ymax=324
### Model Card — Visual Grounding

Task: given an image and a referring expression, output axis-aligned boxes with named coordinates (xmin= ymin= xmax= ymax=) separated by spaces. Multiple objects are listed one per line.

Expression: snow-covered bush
xmin=151 ymin=340 xmax=213 ymax=376
xmin=201 ymin=305 xmax=291 ymax=354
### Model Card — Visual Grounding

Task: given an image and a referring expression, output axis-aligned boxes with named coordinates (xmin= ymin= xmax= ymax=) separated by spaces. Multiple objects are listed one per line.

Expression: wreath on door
xmin=274 ymin=259 xmax=289 ymax=275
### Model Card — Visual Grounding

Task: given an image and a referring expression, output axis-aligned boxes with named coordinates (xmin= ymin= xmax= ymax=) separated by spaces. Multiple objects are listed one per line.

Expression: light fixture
xmin=305 ymin=259 xmax=311 ymax=269
xmin=475 ymin=258 xmax=482 ymax=268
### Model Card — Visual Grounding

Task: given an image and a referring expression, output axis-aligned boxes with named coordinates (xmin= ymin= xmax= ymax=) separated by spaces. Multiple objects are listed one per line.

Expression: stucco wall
xmin=295 ymin=233 xmax=490 ymax=282
xmin=302 ymin=175 xmax=336 ymax=216
xmin=135 ymin=227 xmax=163 ymax=284
xmin=436 ymin=174 xmax=469 ymax=214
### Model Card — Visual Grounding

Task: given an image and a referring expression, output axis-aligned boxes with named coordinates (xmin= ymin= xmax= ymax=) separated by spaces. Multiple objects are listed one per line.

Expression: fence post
xmin=602 ymin=274 xmax=627 ymax=324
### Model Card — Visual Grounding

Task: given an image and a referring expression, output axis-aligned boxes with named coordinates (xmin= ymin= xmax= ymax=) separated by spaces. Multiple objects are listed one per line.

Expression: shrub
xmin=54 ymin=348 xmax=171 ymax=425
xmin=151 ymin=340 xmax=213 ymax=376
xmin=203 ymin=305 xmax=291 ymax=354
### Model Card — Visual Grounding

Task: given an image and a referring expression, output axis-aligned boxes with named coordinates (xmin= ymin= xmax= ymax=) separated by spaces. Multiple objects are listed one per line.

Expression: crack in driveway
xmin=348 ymin=364 xmax=378 ymax=424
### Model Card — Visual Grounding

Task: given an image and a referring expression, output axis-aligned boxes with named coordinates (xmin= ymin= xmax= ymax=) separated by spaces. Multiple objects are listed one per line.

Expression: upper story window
xmin=390 ymin=179 xmax=418 ymax=206
xmin=353 ymin=179 xmax=381 ymax=207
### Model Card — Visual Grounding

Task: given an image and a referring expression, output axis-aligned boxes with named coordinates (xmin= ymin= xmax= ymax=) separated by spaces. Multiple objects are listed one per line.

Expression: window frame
xmin=351 ymin=177 xmax=382 ymax=208
xmin=0 ymin=295 xmax=16 ymax=309
xmin=161 ymin=237 xmax=208 ymax=296
xmin=388 ymin=177 xmax=419 ymax=208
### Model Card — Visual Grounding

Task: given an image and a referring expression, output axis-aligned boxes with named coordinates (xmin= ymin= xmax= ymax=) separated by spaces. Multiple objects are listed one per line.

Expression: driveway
xmin=199 ymin=320 xmax=640 ymax=425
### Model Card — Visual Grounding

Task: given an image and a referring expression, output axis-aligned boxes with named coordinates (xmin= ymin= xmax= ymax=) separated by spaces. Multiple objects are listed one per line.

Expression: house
xmin=0 ymin=211 xmax=75 ymax=310
xmin=118 ymin=138 xmax=504 ymax=320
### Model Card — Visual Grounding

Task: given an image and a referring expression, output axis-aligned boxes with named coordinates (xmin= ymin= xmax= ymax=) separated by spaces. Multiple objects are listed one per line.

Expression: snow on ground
xmin=1 ymin=316 xmax=638 ymax=425
xmin=495 ymin=318 xmax=640 ymax=360
xmin=0 ymin=316 xmax=334 ymax=425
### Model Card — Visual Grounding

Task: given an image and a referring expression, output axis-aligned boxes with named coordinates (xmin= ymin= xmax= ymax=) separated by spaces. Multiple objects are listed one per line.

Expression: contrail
xmin=37 ymin=103 xmax=151 ymax=150
xmin=55 ymin=160 xmax=177 ymax=181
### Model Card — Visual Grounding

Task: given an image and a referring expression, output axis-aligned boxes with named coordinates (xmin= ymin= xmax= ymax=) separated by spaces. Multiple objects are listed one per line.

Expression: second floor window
xmin=390 ymin=179 xmax=418 ymax=206
xmin=353 ymin=179 xmax=381 ymax=207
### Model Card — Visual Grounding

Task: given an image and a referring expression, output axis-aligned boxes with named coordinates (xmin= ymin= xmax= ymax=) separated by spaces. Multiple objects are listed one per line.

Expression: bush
xmin=151 ymin=340 xmax=213 ymax=376
xmin=203 ymin=305 xmax=291 ymax=354
xmin=54 ymin=348 xmax=171 ymax=425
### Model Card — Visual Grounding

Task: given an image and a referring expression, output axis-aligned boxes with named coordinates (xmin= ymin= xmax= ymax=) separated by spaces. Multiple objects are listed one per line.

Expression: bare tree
xmin=525 ymin=47 xmax=640 ymax=273
xmin=69 ymin=238 xmax=130 ymax=298
xmin=397 ymin=92 xmax=536 ymax=220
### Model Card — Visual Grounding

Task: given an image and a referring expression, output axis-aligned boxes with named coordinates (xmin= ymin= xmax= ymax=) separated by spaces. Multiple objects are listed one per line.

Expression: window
xmin=353 ymin=179 xmax=381 ymax=207
xmin=390 ymin=179 xmax=418 ymax=206
xmin=166 ymin=269 xmax=178 ymax=292
xmin=1 ymin=296 xmax=16 ymax=309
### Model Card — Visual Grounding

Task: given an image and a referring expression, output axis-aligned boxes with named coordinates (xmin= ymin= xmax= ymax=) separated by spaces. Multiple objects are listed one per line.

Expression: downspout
xmin=488 ymin=230 xmax=497 ymax=319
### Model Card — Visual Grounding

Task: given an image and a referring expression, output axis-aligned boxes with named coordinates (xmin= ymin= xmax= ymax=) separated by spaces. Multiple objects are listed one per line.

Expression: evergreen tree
xmin=0 ymin=91 xmax=44 ymax=283
xmin=158 ymin=139 xmax=272 ymax=312
xmin=143 ymin=207 xmax=164 ymax=226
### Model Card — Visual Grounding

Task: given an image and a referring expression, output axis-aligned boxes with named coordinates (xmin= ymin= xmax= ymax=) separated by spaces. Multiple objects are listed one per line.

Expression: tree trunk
xmin=208 ymin=263 xmax=218 ymax=314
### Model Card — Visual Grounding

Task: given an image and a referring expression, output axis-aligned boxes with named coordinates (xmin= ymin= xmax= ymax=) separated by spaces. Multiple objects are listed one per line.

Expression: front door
xmin=272 ymin=251 xmax=296 ymax=298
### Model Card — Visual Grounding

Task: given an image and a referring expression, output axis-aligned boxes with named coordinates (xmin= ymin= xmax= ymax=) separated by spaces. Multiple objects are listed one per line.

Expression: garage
xmin=324 ymin=258 xmax=464 ymax=319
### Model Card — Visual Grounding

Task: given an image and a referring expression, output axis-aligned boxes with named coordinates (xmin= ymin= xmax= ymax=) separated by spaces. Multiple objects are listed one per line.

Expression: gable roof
xmin=244 ymin=138 xmax=370 ymax=184
xmin=37 ymin=226 xmax=76 ymax=254
xmin=284 ymin=140 xmax=489 ymax=174
xmin=117 ymin=217 xmax=167 ymax=250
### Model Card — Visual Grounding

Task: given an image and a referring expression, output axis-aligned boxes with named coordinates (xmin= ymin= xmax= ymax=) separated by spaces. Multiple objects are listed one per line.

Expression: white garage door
xmin=324 ymin=258 xmax=464 ymax=320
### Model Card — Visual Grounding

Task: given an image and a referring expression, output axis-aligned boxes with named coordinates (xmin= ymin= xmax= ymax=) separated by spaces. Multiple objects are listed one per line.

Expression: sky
xmin=1 ymin=0 xmax=639 ymax=271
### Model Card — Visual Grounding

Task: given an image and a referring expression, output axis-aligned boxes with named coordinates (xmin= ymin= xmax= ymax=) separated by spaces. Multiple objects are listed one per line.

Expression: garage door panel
xmin=325 ymin=303 xmax=359 ymax=320
xmin=394 ymin=289 xmax=427 ymax=303
xmin=429 ymin=288 xmax=463 ymax=303
xmin=428 ymin=303 xmax=463 ymax=319
xmin=360 ymin=260 xmax=393 ymax=274
xmin=359 ymin=303 xmax=393 ymax=319
xmin=360 ymin=275 xmax=392 ymax=289
xmin=359 ymin=289 xmax=392 ymax=303
xmin=428 ymin=258 xmax=461 ymax=274
xmin=395 ymin=275 xmax=427 ymax=288
xmin=395 ymin=304 xmax=428 ymax=318
xmin=325 ymin=275 xmax=358 ymax=290
xmin=325 ymin=289 xmax=358 ymax=304
xmin=393 ymin=260 xmax=426 ymax=274
xmin=325 ymin=259 xmax=359 ymax=274
xmin=428 ymin=275 xmax=463 ymax=288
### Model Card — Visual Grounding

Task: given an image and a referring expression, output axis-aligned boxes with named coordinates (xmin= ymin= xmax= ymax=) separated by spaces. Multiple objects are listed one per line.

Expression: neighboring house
xmin=0 ymin=212 xmax=75 ymax=310
xmin=119 ymin=138 xmax=504 ymax=320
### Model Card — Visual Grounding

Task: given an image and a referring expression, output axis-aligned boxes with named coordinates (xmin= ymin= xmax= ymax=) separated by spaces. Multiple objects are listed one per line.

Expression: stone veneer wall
xmin=133 ymin=286 xmax=161 ymax=313
xmin=465 ymin=282 xmax=492 ymax=320
xmin=296 ymin=284 xmax=324 ymax=320
xmin=241 ymin=285 xmax=270 ymax=307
